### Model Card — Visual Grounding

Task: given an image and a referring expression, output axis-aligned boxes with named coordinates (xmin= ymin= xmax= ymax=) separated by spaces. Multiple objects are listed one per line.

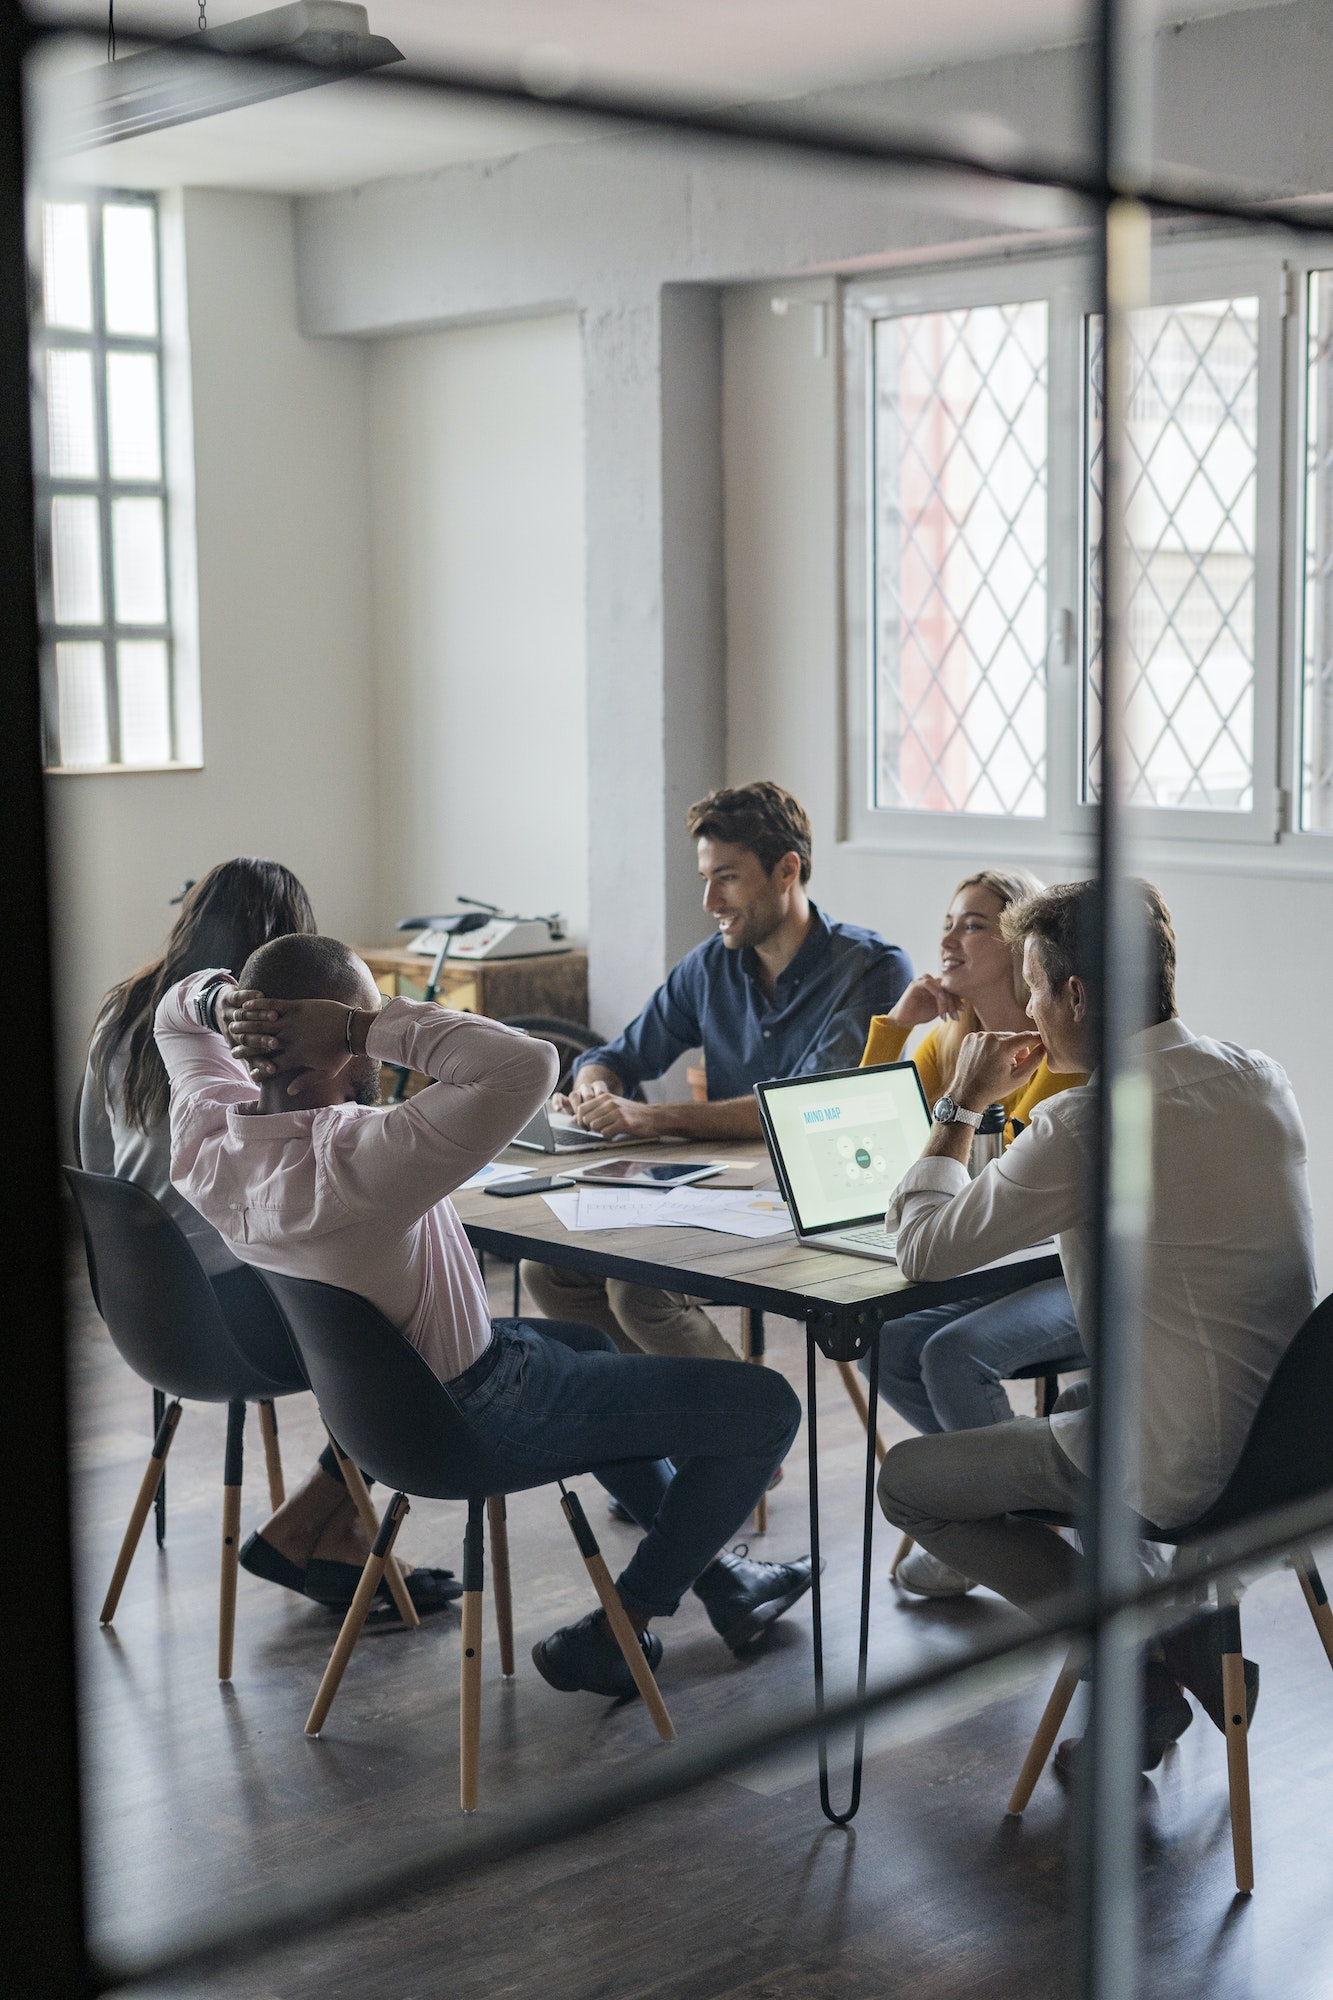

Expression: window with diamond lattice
xmin=1084 ymin=298 xmax=1259 ymax=813
xmin=871 ymin=301 xmax=1048 ymax=818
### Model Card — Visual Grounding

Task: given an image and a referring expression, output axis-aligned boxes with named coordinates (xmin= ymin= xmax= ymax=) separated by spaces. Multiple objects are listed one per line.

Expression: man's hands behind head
xmin=227 ymin=994 xmax=372 ymax=1097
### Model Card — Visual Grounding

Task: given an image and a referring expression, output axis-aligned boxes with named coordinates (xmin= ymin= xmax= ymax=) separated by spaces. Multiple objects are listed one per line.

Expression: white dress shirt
xmin=886 ymin=1020 xmax=1317 ymax=1529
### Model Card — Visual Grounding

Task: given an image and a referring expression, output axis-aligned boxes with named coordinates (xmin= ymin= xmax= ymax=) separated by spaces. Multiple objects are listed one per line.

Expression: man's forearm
xmin=922 ymin=1122 xmax=974 ymax=1168
xmin=644 ymin=1096 xmax=762 ymax=1141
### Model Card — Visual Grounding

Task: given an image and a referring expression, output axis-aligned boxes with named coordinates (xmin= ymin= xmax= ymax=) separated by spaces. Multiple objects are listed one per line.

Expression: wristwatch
xmin=932 ymin=1094 xmax=984 ymax=1129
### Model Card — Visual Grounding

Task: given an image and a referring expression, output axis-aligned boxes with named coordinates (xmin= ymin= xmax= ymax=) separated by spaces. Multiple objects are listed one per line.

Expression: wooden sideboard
xmin=357 ymin=946 xmax=589 ymax=1026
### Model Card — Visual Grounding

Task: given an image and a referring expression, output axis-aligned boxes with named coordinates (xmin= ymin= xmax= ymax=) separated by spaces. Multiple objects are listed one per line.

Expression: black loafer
xmin=532 ymin=1610 xmax=663 ymax=1699
xmin=239 ymin=1529 xmax=307 ymax=1596
xmin=303 ymin=1559 xmax=463 ymax=1619
xmin=692 ymin=1546 xmax=815 ymax=1655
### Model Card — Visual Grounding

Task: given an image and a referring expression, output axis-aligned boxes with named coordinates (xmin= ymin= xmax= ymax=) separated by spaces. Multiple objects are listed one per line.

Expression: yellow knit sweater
xmin=859 ymin=1014 xmax=1086 ymax=1137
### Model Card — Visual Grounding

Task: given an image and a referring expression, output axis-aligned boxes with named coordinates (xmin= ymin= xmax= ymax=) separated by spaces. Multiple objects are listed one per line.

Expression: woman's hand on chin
xmin=887 ymin=973 xmax=959 ymax=1028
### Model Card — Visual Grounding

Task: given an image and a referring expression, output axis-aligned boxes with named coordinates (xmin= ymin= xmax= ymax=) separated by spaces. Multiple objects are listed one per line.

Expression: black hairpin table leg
xmin=153 ymin=1387 xmax=167 ymax=1547
xmin=806 ymin=1324 xmax=880 ymax=1825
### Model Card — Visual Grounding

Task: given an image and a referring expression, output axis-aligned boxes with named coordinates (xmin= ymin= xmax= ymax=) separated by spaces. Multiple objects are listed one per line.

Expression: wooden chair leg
xmin=889 ymin=1531 xmax=915 ymax=1580
xmin=1295 ymin=1554 xmax=1333 ymax=1675
xmin=558 ymin=1484 xmax=676 ymax=1743
xmin=487 ymin=1495 xmax=516 ymax=1679
xmin=460 ymin=1497 xmax=485 ymax=1813
xmin=100 ymin=1398 xmax=182 ymax=1625
xmin=1219 ymin=1599 xmax=1254 ymax=1894
xmin=1007 ymin=1651 xmax=1082 ymax=1815
xmin=740 ymin=1310 xmax=769 ymax=1533
xmin=257 ymin=1399 xmax=286 ymax=1510
xmin=305 ymin=1492 xmax=411 ymax=1737
xmin=324 ymin=1429 xmax=419 ymax=1629
xmin=218 ymin=1400 xmax=246 ymax=1682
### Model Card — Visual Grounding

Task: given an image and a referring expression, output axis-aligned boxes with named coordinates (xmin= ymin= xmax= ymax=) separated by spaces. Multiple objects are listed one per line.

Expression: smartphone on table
xmin=484 ymin=1174 xmax=574 ymax=1198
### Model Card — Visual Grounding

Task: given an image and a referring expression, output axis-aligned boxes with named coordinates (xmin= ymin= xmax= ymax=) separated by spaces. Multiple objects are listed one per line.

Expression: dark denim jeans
xmin=860 ymin=1277 xmax=1085 ymax=1433
xmin=452 ymin=1319 xmax=801 ymax=1618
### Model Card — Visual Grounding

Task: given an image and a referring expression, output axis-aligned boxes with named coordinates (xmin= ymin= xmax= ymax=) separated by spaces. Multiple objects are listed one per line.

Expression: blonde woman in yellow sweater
xmin=860 ymin=868 xmax=1088 ymax=1598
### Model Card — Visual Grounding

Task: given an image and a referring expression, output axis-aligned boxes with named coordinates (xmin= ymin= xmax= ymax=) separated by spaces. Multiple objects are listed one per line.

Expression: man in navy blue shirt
xmin=523 ymin=782 xmax=911 ymax=1358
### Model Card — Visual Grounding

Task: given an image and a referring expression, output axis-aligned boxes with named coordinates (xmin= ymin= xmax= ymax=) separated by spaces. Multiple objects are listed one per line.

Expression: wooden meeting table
xmin=450 ymin=1134 xmax=1060 ymax=1825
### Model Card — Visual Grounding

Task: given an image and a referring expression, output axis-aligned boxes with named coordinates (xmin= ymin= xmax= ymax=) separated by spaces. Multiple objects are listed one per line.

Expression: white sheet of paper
xmin=654 ymin=1187 xmax=792 ymax=1238
xmin=570 ymin=1188 xmax=676 ymax=1230
xmin=540 ymin=1189 xmax=584 ymax=1229
xmin=539 ymin=1184 xmax=792 ymax=1238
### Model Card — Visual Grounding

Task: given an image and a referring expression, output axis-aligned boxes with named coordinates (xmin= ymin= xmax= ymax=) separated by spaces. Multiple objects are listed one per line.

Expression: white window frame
xmin=842 ymin=227 xmax=1333 ymax=875
xmin=31 ymin=188 xmax=197 ymax=775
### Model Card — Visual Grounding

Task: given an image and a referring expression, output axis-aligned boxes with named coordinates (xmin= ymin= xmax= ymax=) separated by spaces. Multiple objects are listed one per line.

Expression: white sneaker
xmin=894 ymin=1547 xmax=975 ymax=1597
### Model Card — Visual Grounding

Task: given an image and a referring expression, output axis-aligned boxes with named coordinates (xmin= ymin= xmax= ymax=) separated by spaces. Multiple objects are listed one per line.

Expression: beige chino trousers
xmin=519 ymin=1260 xmax=738 ymax=1362
xmin=877 ymin=1417 xmax=1087 ymax=1614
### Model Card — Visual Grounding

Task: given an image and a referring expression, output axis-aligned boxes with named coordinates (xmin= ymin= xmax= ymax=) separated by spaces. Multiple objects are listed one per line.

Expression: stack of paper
xmin=542 ymin=1186 xmax=791 ymax=1240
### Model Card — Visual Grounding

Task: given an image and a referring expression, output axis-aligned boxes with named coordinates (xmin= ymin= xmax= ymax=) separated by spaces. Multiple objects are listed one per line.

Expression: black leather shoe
xmin=1053 ymin=1662 xmax=1193 ymax=1780
xmin=1162 ymin=1611 xmax=1260 ymax=1734
xmin=303 ymin=1559 xmax=463 ymax=1620
xmin=532 ymin=1610 xmax=663 ymax=1698
xmin=693 ymin=1546 xmax=815 ymax=1655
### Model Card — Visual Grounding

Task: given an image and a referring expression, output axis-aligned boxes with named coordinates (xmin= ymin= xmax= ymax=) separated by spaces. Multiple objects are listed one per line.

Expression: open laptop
xmin=511 ymin=1103 xmax=646 ymax=1153
xmin=754 ymin=1061 xmax=932 ymax=1263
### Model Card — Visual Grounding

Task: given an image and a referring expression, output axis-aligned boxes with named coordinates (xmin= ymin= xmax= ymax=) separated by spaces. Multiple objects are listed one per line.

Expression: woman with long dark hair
xmin=81 ymin=859 xmax=458 ymax=1623
xmin=82 ymin=859 xmax=317 ymax=1275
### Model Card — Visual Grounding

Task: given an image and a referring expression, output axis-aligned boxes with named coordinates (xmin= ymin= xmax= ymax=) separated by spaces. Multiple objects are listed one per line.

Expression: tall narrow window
xmin=871 ymin=300 xmax=1048 ymax=817
xmin=1084 ymin=298 xmax=1260 ymax=812
xmin=33 ymin=193 xmax=176 ymax=770
xmin=1302 ymin=271 xmax=1333 ymax=832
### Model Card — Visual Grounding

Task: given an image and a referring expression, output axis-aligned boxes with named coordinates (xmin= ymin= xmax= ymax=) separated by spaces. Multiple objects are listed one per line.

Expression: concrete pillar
xmin=581 ymin=284 xmax=724 ymax=1036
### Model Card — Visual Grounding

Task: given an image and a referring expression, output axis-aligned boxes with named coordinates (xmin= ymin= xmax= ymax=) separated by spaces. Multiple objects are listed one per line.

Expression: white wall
xmin=367 ymin=314 xmax=588 ymax=942
xmin=47 ymin=190 xmax=377 ymax=1107
xmin=722 ymin=278 xmax=1333 ymax=1279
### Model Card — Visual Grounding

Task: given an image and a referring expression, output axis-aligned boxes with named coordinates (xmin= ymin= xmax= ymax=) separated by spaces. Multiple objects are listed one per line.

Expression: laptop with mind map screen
xmin=754 ymin=1062 xmax=932 ymax=1263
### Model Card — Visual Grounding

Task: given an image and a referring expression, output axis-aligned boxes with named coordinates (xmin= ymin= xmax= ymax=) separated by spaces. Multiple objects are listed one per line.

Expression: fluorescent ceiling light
xmin=41 ymin=2 xmax=403 ymax=152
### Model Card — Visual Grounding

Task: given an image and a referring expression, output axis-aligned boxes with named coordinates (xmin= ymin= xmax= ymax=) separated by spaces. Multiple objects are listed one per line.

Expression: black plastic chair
xmin=66 ymin=1168 xmax=307 ymax=1680
xmin=1007 ymin=1293 xmax=1333 ymax=1892
xmin=255 ymin=1271 xmax=675 ymax=1811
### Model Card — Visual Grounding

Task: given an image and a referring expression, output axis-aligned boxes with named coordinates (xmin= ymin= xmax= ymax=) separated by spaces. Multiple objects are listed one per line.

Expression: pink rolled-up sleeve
xmin=330 ymin=1001 xmax=559 ymax=1223
xmin=154 ymin=972 xmax=258 ymax=1112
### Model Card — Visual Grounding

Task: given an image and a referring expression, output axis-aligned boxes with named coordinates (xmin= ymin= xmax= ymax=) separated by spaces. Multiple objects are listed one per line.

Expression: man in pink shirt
xmin=156 ymin=933 xmax=812 ymax=1698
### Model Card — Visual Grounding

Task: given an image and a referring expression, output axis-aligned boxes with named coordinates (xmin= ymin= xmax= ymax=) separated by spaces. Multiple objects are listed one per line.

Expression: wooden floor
xmin=71 ymin=1257 xmax=1333 ymax=2000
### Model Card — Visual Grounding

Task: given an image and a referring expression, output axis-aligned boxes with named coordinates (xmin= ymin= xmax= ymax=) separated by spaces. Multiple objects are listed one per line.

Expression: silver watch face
xmin=932 ymin=1095 xmax=958 ymax=1124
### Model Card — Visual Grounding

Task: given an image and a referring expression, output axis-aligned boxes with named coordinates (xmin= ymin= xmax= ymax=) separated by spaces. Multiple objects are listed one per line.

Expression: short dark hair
xmin=685 ymin=781 xmax=812 ymax=883
xmin=1001 ymin=878 xmax=1177 ymax=1026
xmin=239 ymin=933 xmax=369 ymax=1006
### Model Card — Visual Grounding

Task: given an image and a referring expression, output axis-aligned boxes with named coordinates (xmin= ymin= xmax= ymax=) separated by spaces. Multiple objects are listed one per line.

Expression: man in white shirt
xmin=876 ymin=879 xmax=1316 ymax=1763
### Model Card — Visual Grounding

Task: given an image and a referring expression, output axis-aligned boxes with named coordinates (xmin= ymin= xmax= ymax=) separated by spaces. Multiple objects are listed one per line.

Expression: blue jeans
xmin=862 ymin=1278 xmax=1085 ymax=1433
xmin=452 ymin=1320 xmax=801 ymax=1619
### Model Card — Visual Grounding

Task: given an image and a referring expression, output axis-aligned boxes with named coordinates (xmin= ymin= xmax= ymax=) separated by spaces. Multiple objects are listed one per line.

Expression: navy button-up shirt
xmin=575 ymin=905 xmax=913 ymax=1102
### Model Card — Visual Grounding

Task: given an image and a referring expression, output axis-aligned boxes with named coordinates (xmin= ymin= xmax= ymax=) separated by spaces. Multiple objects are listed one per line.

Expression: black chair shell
xmin=65 ymin=1168 xmax=303 ymax=1404
xmin=258 ymin=1271 xmax=622 ymax=1502
xmin=1185 ymin=1291 xmax=1333 ymax=1539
